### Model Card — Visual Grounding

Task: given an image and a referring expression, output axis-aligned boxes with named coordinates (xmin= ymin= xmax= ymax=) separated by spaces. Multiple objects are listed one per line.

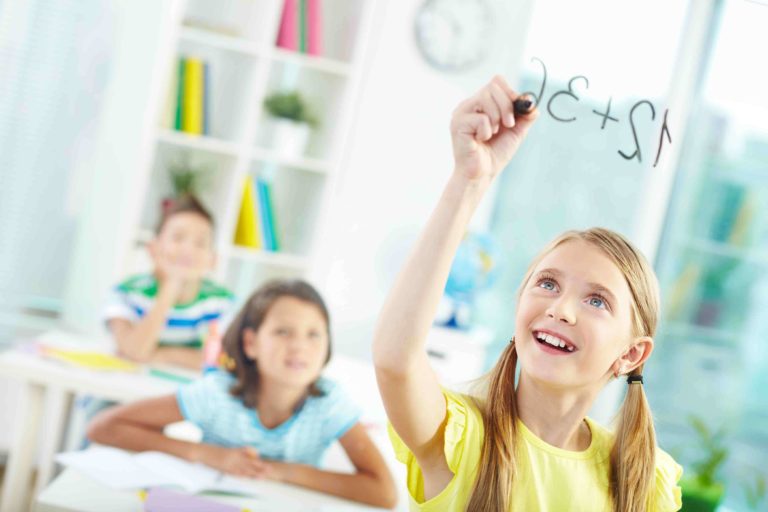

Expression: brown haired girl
xmin=90 ymin=279 xmax=397 ymax=508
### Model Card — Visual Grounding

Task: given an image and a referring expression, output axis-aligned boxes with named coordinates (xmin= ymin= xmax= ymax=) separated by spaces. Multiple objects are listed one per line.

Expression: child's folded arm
xmin=268 ymin=422 xmax=398 ymax=508
xmin=86 ymin=395 xmax=200 ymax=462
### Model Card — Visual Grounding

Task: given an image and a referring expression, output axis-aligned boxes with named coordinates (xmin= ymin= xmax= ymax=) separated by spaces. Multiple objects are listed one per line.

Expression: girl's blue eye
xmin=539 ymin=279 xmax=556 ymax=291
xmin=589 ymin=296 xmax=606 ymax=309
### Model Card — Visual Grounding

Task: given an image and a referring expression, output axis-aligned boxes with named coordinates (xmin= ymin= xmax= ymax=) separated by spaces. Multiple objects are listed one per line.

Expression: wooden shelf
xmin=660 ymin=321 xmax=737 ymax=344
xmin=157 ymin=129 xmax=241 ymax=157
xmin=228 ymin=246 xmax=309 ymax=270
xmin=129 ymin=0 xmax=376 ymax=289
xmin=270 ymin=47 xmax=351 ymax=76
xmin=178 ymin=27 xmax=267 ymax=57
xmin=251 ymin=147 xmax=331 ymax=174
xmin=686 ymin=237 xmax=768 ymax=265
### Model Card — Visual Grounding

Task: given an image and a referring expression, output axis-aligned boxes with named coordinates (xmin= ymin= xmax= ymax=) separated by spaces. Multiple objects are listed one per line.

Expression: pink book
xmin=307 ymin=0 xmax=322 ymax=56
xmin=144 ymin=487 xmax=239 ymax=512
xmin=276 ymin=0 xmax=298 ymax=51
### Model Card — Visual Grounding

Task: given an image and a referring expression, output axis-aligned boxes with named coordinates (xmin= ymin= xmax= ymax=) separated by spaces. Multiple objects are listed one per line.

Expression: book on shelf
xmin=182 ymin=58 xmax=204 ymax=134
xmin=276 ymin=0 xmax=322 ymax=56
xmin=233 ymin=175 xmax=281 ymax=253
xmin=262 ymin=177 xmax=281 ymax=251
xmin=165 ymin=56 xmax=210 ymax=135
xmin=709 ymin=182 xmax=744 ymax=243
xmin=728 ymin=190 xmax=756 ymax=247
xmin=256 ymin=177 xmax=281 ymax=252
xmin=233 ymin=176 xmax=262 ymax=249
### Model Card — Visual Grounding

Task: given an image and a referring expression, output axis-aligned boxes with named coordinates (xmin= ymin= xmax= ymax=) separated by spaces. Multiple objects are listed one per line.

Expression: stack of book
xmin=233 ymin=175 xmax=281 ymax=252
xmin=276 ymin=0 xmax=322 ymax=55
xmin=163 ymin=56 xmax=210 ymax=135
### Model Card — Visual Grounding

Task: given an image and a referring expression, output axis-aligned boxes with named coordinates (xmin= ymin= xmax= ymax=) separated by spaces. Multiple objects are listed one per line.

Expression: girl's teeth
xmin=539 ymin=333 xmax=572 ymax=351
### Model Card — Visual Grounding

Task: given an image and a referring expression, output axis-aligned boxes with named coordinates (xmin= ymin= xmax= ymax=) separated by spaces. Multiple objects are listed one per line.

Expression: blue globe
xmin=444 ymin=232 xmax=502 ymax=302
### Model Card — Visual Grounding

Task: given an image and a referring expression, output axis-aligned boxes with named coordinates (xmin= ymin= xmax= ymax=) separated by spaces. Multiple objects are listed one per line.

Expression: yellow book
xmin=728 ymin=191 xmax=756 ymax=247
xmin=41 ymin=346 xmax=139 ymax=372
xmin=233 ymin=176 xmax=262 ymax=249
xmin=182 ymin=58 xmax=204 ymax=134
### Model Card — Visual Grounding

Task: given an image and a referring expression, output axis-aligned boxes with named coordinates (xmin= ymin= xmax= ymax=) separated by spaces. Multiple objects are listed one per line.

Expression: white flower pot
xmin=266 ymin=117 xmax=311 ymax=158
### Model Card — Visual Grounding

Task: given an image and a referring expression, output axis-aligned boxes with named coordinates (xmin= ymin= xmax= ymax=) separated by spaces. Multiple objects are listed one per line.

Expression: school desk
xmin=0 ymin=331 xmax=193 ymax=512
xmin=34 ymin=465 xmax=392 ymax=512
xmin=0 ymin=330 xmax=406 ymax=512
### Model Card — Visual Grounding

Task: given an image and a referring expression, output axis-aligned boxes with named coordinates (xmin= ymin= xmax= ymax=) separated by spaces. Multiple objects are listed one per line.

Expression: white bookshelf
xmin=127 ymin=0 xmax=380 ymax=301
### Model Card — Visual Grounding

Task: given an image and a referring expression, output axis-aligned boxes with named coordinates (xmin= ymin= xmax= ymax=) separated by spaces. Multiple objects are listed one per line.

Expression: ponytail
xmin=609 ymin=365 xmax=656 ymax=512
xmin=466 ymin=340 xmax=520 ymax=511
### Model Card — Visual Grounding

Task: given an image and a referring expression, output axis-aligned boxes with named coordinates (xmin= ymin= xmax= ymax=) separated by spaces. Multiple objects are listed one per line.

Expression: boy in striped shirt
xmin=103 ymin=195 xmax=234 ymax=370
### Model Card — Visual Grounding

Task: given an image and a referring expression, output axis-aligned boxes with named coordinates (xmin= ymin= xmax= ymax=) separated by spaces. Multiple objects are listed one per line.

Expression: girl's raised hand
xmin=450 ymin=75 xmax=538 ymax=183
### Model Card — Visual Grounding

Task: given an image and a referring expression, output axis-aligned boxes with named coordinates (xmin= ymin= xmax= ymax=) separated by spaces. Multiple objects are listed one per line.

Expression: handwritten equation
xmin=522 ymin=57 xmax=672 ymax=167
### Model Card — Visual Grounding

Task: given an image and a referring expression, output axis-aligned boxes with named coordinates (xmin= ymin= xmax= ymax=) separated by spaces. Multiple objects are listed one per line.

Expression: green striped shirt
xmin=104 ymin=274 xmax=235 ymax=348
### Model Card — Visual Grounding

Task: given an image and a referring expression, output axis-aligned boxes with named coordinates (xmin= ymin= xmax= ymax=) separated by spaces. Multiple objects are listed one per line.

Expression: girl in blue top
xmin=89 ymin=279 xmax=397 ymax=508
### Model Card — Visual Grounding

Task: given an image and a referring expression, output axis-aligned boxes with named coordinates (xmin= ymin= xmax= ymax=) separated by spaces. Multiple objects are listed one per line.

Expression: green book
xmin=174 ymin=57 xmax=185 ymax=130
xmin=299 ymin=0 xmax=307 ymax=53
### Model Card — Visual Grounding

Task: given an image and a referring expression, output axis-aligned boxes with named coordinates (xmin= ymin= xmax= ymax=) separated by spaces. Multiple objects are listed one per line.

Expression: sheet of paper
xmin=56 ymin=446 xmax=259 ymax=496
xmin=55 ymin=447 xmax=177 ymax=490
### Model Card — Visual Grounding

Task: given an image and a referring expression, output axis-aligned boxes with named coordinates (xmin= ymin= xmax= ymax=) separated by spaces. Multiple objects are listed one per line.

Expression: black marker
xmin=513 ymin=96 xmax=535 ymax=115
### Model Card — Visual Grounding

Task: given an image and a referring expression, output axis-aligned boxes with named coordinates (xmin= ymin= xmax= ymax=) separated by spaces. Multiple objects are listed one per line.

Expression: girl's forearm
xmin=87 ymin=419 xmax=200 ymax=462
xmin=271 ymin=461 xmax=398 ymax=509
xmin=372 ymin=172 xmax=490 ymax=374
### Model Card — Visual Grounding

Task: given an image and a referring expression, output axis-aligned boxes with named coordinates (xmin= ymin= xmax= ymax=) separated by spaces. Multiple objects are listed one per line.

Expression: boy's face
xmin=150 ymin=212 xmax=215 ymax=282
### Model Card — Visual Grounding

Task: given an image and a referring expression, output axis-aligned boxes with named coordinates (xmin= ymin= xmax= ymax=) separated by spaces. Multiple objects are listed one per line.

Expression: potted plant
xmin=262 ymin=90 xmax=317 ymax=157
xmin=680 ymin=416 xmax=728 ymax=512
xmin=162 ymin=157 xmax=210 ymax=214
xmin=744 ymin=472 xmax=766 ymax=511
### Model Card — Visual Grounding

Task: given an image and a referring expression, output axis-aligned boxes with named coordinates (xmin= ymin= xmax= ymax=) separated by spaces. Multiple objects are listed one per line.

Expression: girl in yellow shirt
xmin=372 ymin=76 xmax=682 ymax=512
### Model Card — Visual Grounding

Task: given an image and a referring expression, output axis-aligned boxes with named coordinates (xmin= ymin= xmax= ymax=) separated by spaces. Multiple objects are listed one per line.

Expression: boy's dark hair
xmin=222 ymin=279 xmax=332 ymax=408
xmin=155 ymin=194 xmax=214 ymax=234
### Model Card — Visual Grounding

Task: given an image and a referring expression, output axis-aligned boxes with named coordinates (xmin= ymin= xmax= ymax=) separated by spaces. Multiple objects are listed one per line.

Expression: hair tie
xmin=627 ymin=375 xmax=643 ymax=385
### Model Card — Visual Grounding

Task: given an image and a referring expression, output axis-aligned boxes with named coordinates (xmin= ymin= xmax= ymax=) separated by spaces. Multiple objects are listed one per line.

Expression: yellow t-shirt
xmin=388 ymin=389 xmax=683 ymax=511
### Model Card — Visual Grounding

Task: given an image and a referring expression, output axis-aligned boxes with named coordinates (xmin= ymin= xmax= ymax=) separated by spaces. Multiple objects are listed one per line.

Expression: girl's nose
xmin=545 ymin=298 xmax=576 ymax=324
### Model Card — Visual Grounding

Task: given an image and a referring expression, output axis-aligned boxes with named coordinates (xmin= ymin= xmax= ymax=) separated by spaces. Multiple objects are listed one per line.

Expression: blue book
xmin=256 ymin=178 xmax=274 ymax=251
xmin=263 ymin=180 xmax=280 ymax=251
xmin=202 ymin=61 xmax=210 ymax=135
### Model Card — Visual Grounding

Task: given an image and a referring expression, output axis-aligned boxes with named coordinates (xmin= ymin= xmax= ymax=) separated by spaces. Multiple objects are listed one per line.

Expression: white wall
xmin=61 ymin=0 xmax=183 ymax=334
xmin=310 ymin=0 xmax=536 ymax=359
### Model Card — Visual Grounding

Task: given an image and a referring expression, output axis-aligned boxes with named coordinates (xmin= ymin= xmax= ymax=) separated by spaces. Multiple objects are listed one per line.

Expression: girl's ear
xmin=615 ymin=336 xmax=654 ymax=376
xmin=242 ymin=327 xmax=259 ymax=360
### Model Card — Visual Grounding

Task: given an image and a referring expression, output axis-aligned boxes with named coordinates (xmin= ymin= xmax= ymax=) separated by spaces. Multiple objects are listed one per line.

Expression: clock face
xmin=414 ymin=0 xmax=494 ymax=72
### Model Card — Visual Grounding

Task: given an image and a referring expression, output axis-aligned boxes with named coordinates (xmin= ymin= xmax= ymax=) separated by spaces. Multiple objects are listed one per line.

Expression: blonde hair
xmin=466 ymin=227 xmax=660 ymax=512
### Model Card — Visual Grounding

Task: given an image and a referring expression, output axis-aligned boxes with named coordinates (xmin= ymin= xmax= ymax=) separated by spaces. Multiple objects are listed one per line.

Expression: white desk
xmin=0 ymin=332 xmax=191 ymax=512
xmin=1 ymin=330 xmax=408 ymax=512
xmin=35 ymin=467 xmax=389 ymax=512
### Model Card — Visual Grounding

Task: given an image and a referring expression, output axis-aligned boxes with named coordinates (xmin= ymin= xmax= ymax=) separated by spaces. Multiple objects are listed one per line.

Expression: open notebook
xmin=55 ymin=446 xmax=259 ymax=496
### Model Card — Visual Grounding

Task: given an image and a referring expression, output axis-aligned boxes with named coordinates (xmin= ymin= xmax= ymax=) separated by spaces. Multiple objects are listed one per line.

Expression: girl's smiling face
xmin=514 ymin=239 xmax=651 ymax=389
xmin=244 ymin=296 xmax=330 ymax=389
